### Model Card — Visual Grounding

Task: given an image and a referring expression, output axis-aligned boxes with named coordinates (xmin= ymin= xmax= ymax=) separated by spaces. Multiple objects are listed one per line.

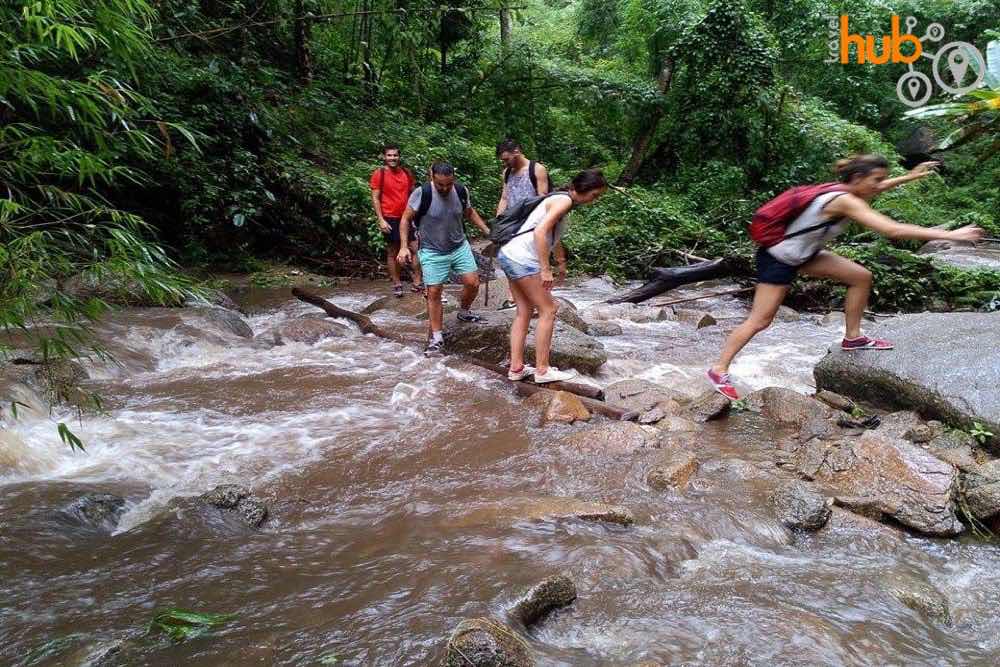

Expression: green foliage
xmin=149 ymin=608 xmax=236 ymax=642
xmin=970 ymin=421 xmax=996 ymax=445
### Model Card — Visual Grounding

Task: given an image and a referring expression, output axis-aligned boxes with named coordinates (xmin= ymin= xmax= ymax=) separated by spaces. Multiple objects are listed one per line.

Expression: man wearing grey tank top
xmin=495 ymin=139 xmax=555 ymax=308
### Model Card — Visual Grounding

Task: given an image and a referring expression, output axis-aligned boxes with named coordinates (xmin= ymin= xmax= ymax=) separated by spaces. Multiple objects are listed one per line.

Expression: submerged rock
xmin=443 ymin=311 xmax=607 ymax=375
xmin=454 ymin=498 xmax=634 ymax=528
xmin=272 ymin=318 xmax=349 ymax=345
xmin=581 ymin=302 xmax=674 ymax=324
xmin=192 ymin=305 xmax=254 ymax=339
xmin=59 ymin=493 xmax=127 ymax=532
xmin=673 ymin=309 xmax=717 ymax=329
xmin=199 ymin=484 xmax=268 ymax=529
xmin=647 ymin=451 xmax=699 ymax=491
xmin=558 ymin=422 xmax=659 ymax=455
xmin=442 ymin=618 xmax=532 ymax=667
xmin=787 ymin=431 xmax=963 ymax=536
xmin=585 ymin=321 xmax=623 ymax=337
xmin=510 ymin=575 xmax=577 ymax=627
xmin=814 ymin=312 xmax=1000 ymax=448
xmin=884 ymin=573 xmax=951 ymax=624
xmin=769 ymin=481 xmax=831 ymax=531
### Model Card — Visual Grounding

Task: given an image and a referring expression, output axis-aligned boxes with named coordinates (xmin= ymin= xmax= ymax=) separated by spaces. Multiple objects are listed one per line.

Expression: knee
xmin=537 ymin=301 xmax=557 ymax=320
xmin=854 ymin=268 xmax=873 ymax=287
xmin=746 ymin=315 xmax=774 ymax=334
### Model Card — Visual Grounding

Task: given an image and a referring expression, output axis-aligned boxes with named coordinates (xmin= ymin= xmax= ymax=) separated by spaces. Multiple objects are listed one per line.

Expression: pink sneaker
xmin=707 ymin=369 xmax=739 ymax=401
xmin=841 ymin=336 xmax=894 ymax=351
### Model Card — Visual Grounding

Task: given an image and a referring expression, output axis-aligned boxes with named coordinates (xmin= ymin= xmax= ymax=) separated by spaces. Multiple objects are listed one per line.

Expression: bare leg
xmin=514 ymin=274 xmax=558 ymax=374
xmin=508 ymin=277 xmax=533 ymax=371
xmin=426 ymin=284 xmax=444 ymax=336
xmin=458 ymin=271 xmax=480 ymax=309
xmin=712 ymin=283 xmax=789 ymax=374
xmin=799 ymin=251 xmax=872 ymax=339
xmin=387 ymin=240 xmax=401 ymax=286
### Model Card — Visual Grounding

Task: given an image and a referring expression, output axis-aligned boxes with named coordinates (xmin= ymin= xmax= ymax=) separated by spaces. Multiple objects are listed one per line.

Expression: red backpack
xmin=749 ymin=183 xmax=848 ymax=247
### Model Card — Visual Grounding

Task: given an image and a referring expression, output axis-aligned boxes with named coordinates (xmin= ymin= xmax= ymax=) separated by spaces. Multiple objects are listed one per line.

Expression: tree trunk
xmin=290 ymin=288 xmax=637 ymax=419
xmin=606 ymin=259 xmax=733 ymax=304
xmin=617 ymin=57 xmax=674 ymax=186
xmin=294 ymin=0 xmax=313 ymax=84
xmin=500 ymin=8 xmax=512 ymax=52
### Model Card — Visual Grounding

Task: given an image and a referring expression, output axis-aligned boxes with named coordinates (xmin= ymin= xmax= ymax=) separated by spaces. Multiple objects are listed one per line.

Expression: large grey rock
xmin=192 ymin=306 xmax=253 ymax=339
xmin=472 ymin=272 xmax=511 ymax=311
xmin=686 ymin=391 xmax=731 ymax=423
xmin=510 ymin=575 xmax=577 ymax=627
xmin=769 ymin=481 xmax=831 ymax=530
xmin=917 ymin=239 xmax=1000 ymax=271
xmin=785 ymin=431 xmax=963 ymax=536
xmin=814 ymin=312 xmax=1000 ymax=445
xmin=442 ymin=618 xmax=532 ymax=667
xmin=443 ymin=310 xmax=606 ymax=374
xmin=185 ymin=288 xmax=239 ymax=312
xmin=363 ymin=292 xmax=456 ymax=319
xmin=604 ymin=379 xmax=681 ymax=413
xmin=647 ymin=451 xmax=698 ymax=491
xmin=585 ymin=321 xmax=623 ymax=337
xmin=581 ymin=302 xmax=674 ymax=324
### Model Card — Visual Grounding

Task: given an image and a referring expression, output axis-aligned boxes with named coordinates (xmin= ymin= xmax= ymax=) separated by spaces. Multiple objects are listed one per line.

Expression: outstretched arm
xmin=465 ymin=206 xmax=491 ymax=236
xmin=827 ymin=193 xmax=984 ymax=243
xmin=397 ymin=207 xmax=416 ymax=263
xmin=877 ymin=161 xmax=939 ymax=194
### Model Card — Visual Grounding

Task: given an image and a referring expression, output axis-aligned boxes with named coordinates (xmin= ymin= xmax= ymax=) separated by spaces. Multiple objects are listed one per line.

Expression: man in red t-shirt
xmin=370 ymin=143 xmax=421 ymax=297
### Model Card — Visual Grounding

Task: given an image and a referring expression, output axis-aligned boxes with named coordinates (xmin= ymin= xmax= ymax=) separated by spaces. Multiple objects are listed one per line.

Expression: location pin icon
xmin=948 ymin=50 xmax=969 ymax=85
xmin=908 ymin=77 xmax=921 ymax=100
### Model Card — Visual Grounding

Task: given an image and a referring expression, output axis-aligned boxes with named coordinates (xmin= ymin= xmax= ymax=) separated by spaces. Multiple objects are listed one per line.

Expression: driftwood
xmin=291 ymin=288 xmax=636 ymax=420
xmin=606 ymin=259 xmax=732 ymax=304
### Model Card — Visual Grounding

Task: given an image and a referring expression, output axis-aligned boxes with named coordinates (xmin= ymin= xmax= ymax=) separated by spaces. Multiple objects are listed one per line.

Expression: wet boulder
xmin=542 ymin=391 xmax=591 ymax=425
xmin=815 ymin=390 xmax=854 ymax=413
xmin=185 ymin=288 xmax=239 ymax=312
xmin=363 ymin=292 xmax=456 ymax=319
xmin=442 ymin=618 xmax=532 ymax=667
xmin=655 ymin=415 xmax=702 ymax=434
xmin=271 ymin=318 xmax=349 ymax=345
xmin=510 ymin=575 xmax=577 ymax=627
xmin=775 ymin=305 xmax=800 ymax=322
xmin=581 ymin=302 xmax=675 ymax=324
xmin=814 ymin=312 xmax=1000 ymax=451
xmin=746 ymin=386 xmax=836 ymax=439
xmin=917 ymin=239 xmax=1000 ymax=271
xmin=786 ymin=431 xmax=963 ymax=536
xmin=443 ymin=310 xmax=607 ymax=375
xmin=605 ymin=379 xmax=682 ymax=413
xmin=59 ymin=493 xmax=127 ymax=532
xmin=638 ymin=399 xmax=684 ymax=425
xmin=472 ymin=273 xmax=511 ymax=311
xmin=192 ymin=305 xmax=254 ymax=339
xmin=686 ymin=391 xmax=731 ymax=423
xmin=558 ymin=421 xmax=659 ymax=455
xmin=673 ymin=309 xmax=717 ymax=329
xmin=646 ymin=450 xmax=698 ymax=491
xmin=769 ymin=481 xmax=831 ymax=531
xmin=199 ymin=484 xmax=268 ymax=529
xmin=884 ymin=573 xmax=951 ymax=624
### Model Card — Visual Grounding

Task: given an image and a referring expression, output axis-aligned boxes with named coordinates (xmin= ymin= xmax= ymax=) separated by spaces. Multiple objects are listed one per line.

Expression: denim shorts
xmin=498 ymin=251 xmax=540 ymax=281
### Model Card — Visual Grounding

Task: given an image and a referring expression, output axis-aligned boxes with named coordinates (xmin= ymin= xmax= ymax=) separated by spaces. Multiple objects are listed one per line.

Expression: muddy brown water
xmin=3 ymin=278 xmax=1000 ymax=665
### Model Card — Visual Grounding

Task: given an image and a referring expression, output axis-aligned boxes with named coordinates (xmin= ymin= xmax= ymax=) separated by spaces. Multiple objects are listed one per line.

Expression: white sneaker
xmin=533 ymin=367 xmax=577 ymax=384
xmin=508 ymin=365 xmax=535 ymax=381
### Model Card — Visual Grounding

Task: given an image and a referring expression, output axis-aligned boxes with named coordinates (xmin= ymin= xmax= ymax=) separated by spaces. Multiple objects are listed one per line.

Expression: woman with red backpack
xmin=707 ymin=154 xmax=984 ymax=400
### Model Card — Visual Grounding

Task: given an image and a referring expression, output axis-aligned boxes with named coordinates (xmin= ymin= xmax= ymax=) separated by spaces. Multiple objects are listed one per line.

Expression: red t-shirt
xmin=369 ymin=167 xmax=414 ymax=219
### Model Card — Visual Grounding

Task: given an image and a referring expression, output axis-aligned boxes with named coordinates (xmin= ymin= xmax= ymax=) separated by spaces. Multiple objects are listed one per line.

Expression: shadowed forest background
xmin=3 ymin=0 xmax=1000 ymax=361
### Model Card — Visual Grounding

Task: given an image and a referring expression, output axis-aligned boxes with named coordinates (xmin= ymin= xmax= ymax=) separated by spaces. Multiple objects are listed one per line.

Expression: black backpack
xmin=487 ymin=192 xmax=569 ymax=248
xmin=413 ymin=182 xmax=469 ymax=226
xmin=503 ymin=160 xmax=540 ymax=194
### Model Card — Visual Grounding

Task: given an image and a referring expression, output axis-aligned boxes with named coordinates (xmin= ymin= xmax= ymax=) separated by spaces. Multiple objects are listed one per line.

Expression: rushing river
xmin=3 ymin=278 xmax=1000 ymax=666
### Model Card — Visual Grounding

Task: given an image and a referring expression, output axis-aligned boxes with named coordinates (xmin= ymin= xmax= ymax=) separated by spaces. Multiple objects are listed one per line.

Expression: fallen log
xmin=650 ymin=286 xmax=755 ymax=308
xmin=606 ymin=259 xmax=732 ymax=304
xmin=291 ymin=288 xmax=631 ymax=417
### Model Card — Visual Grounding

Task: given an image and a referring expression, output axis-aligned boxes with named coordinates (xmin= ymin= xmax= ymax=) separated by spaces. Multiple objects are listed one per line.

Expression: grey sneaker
xmin=424 ymin=340 xmax=445 ymax=357
xmin=457 ymin=311 xmax=484 ymax=323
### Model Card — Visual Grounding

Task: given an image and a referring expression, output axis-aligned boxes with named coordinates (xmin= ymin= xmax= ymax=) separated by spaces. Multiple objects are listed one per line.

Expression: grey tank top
xmin=505 ymin=168 xmax=538 ymax=210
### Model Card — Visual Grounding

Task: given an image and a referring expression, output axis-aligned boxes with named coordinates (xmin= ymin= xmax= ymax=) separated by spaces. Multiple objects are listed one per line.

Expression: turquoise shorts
xmin=418 ymin=241 xmax=478 ymax=286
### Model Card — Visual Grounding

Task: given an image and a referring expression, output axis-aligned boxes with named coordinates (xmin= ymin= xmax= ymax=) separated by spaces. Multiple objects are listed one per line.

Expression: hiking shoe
xmin=393 ymin=284 xmax=404 ymax=298
xmin=533 ymin=367 xmax=577 ymax=384
xmin=508 ymin=365 xmax=535 ymax=381
xmin=411 ymin=283 xmax=425 ymax=293
xmin=424 ymin=340 xmax=444 ymax=357
xmin=498 ymin=299 xmax=516 ymax=311
xmin=457 ymin=311 xmax=484 ymax=323
xmin=707 ymin=369 xmax=739 ymax=401
xmin=841 ymin=336 xmax=894 ymax=351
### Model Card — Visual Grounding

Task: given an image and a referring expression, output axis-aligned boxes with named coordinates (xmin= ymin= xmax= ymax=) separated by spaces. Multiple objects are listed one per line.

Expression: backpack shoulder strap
xmin=377 ymin=167 xmax=385 ymax=201
xmin=415 ymin=182 xmax=433 ymax=223
xmin=455 ymin=183 xmax=469 ymax=210
xmin=528 ymin=160 xmax=538 ymax=194
xmin=503 ymin=167 xmax=511 ymax=183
